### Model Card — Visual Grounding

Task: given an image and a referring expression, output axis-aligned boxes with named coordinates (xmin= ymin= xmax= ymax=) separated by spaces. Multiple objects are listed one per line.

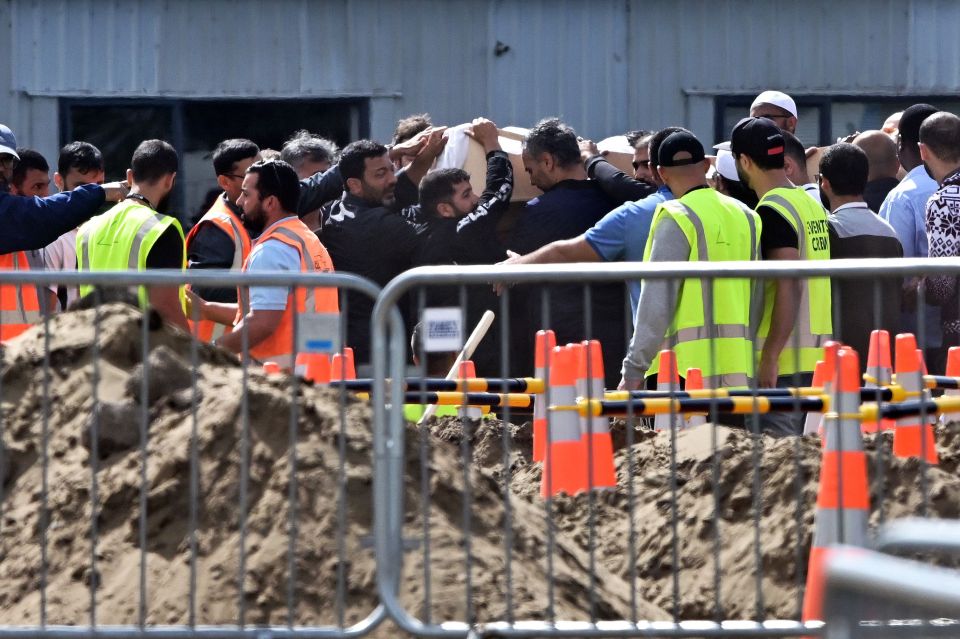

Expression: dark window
xmin=61 ymin=98 xmax=368 ymax=223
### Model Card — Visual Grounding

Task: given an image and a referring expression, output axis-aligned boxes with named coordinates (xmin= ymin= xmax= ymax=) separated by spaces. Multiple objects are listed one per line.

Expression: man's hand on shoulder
xmin=465 ymin=118 xmax=501 ymax=154
xmin=99 ymin=180 xmax=131 ymax=203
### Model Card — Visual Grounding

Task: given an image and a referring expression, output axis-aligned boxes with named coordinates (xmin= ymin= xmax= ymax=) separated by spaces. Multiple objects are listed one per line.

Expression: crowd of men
xmin=2 ymin=91 xmax=960 ymax=436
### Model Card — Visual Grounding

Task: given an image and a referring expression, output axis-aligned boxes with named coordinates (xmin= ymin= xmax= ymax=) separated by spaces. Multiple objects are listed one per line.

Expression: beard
xmin=361 ymin=181 xmax=396 ymax=208
xmin=922 ymin=161 xmax=935 ymax=182
xmin=736 ymin=163 xmax=752 ymax=190
xmin=819 ymin=187 xmax=831 ymax=212
xmin=242 ymin=205 xmax=267 ymax=237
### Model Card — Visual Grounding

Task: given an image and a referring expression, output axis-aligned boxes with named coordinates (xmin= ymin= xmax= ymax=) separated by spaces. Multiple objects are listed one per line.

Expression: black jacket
xmin=585 ymin=155 xmax=656 ymax=205
xmin=320 ymin=187 xmax=423 ymax=365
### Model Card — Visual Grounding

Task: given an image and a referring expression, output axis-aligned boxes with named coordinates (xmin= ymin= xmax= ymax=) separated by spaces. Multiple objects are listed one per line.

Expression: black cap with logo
xmin=730 ymin=117 xmax=785 ymax=160
xmin=657 ymin=131 xmax=705 ymax=167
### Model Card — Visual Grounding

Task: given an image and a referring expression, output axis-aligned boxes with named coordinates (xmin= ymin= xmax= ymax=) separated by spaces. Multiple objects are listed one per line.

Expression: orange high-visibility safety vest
xmin=185 ymin=196 xmax=251 ymax=342
xmin=0 ymin=252 xmax=42 ymax=342
xmin=237 ymin=217 xmax=338 ymax=367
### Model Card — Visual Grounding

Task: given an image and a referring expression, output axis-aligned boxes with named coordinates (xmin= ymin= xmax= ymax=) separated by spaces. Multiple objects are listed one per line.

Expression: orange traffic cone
xmin=892 ymin=335 xmax=937 ymax=464
xmin=803 ymin=341 xmax=841 ymax=436
xmin=685 ymin=368 xmax=707 ymax=428
xmin=457 ymin=360 xmax=483 ymax=420
xmin=295 ymin=352 xmax=331 ymax=384
xmin=941 ymin=346 xmax=960 ymax=426
xmin=262 ymin=361 xmax=281 ymax=376
xmin=653 ymin=350 xmax=682 ymax=432
xmin=802 ymin=347 xmax=869 ymax=622
xmin=532 ymin=329 xmax=556 ymax=462
xmin=862 ymin=330 xmax=895 ymax=432
xmin=330 ymin=347 xmax=356 ymax=382
xmin=575 ymin=340 xmax=617 ymax=490
xmin=541 ymin=345 xmax=587 ymax=498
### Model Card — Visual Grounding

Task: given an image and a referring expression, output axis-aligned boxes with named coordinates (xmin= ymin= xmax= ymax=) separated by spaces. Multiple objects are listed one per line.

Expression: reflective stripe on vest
xmin=644 ymin=190 xmax=760 ymax=389
xmin=0 ymin=251 xmax=42 ymax=342
xmin=76 ymin=202 xmax=186 ymax=308
xmin=756 ymin=189 xmax=833 ymax=375
xmin=185 ymin=197 xmax=251 ymax=342
xmin=237 ymin=217 xmax=338 ymax=368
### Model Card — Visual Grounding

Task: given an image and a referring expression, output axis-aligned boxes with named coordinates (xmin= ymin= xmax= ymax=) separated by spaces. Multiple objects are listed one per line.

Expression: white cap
xmin=750 ymin=90 xmax=797 ymax=118
xmin=715 ymin=148 xmax=739 ymax=182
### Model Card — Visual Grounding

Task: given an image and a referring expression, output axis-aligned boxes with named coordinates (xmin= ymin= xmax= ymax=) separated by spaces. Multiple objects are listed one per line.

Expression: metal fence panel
xmin=0 ymin=270 xmax=387 ymax=639
xmin=370 ymin=258 xmax=960 ymax=638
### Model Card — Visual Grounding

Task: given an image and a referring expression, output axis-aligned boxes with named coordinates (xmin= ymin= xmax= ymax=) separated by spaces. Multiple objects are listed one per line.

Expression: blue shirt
xmin=584 ymin=185 xmax=673 ymax=318
xmin=879 ymin=165 xmax=941 ymax=347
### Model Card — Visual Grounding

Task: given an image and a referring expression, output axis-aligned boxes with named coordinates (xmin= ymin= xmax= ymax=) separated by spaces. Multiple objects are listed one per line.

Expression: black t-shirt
xmin=186 ymin=222 xmax=239 ymax=302
xmin=757 ymin=204 xmax=799 ymax=258
xmin=145 ymin=225 xmax=185 ymax=270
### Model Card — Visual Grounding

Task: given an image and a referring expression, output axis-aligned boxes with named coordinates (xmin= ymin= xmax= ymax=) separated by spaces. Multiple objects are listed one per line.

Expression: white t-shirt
xmin=40 ymin=229 xmax=79 ymax=309
xmin=246 ymin=221 xmax=302 ymax=311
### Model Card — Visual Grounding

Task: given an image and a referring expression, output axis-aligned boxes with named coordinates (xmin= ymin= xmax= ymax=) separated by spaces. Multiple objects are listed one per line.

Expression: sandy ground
xmin=1 ymin=304 xmax=958 ymax=635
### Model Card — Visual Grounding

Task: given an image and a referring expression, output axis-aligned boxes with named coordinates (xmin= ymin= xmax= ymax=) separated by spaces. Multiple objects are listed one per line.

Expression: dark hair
xmin=523 ymin=118 xmax=581 ymax=168
xmin=648 ymin=127 xmax=688 ymax=168
xmin=819 ymin=143 xmax=869 ymax=196
xmin=419 ymin=168 xmax=471 ymax=217
xmin=245 ymin=159 xmax=301 ymax=213
xmin=339 ymin=140 xmax=389 ymax=182
xmin=57 ymin=141 xmax=103 ymax=177
xmin=212 ymin=138 xmax=259 ymax=176
xmin=899 ymin=103 xmax=938 ymax=147
xmin=781 ymin=131 xmax=806 ymax=167
xmin=919 ymin=112 xmax=960 ymax=165
xmin=281 ymin=130 xmax=338 ymax=169
xmin=131 ymin=139 xmax=178 ymax=184
xmin=393 ymin=114 xmax=432 ymax=145
xmin=10 ymin=148 xmax=49 ymax=188
xmin=625 ymin=129 xmax=653 ymax=148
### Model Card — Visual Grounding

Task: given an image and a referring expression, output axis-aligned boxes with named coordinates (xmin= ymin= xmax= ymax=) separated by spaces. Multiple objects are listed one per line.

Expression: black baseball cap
xmin=730 ymin=117 xmax=784 ymax=160
xmin=657 ymin=131 xmax=705 ymax=167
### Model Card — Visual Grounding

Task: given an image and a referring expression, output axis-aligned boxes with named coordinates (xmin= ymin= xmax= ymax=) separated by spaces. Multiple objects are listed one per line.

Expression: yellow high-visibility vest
xmin=756 ymin=187 xmax=832 ymax=376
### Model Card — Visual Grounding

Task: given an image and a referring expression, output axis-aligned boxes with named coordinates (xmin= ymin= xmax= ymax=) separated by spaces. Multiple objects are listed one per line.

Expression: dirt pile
xmin=1 ymin=304 xmax=958 ymax=632
xmin=432 ymin=415 xmax=960 ymax=623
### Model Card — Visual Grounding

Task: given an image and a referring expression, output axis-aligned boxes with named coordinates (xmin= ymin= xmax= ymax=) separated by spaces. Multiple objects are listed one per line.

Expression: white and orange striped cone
xmin=684 ymin=367 xmax=707 ymax=428
xmin=653 ymin=350 xmax=682 ymax=432
xmin=295 ymin=352 xmax=331 ymax=384
xmin=541 ymin=345 xmax=587 ymax=498
xmin=941 ymin=346 xmax=960 ymax=426
xmin=892 ymin=335 xmax=938 ymax=464
xmin=802 ymin=347 xmax=869 ymax=623
xmin=532 ymin=329 xmax=556 ymax=462
xmin=457 ymin=360 xmax=484 ymax=420
xmin=803 ymin=341 xmax=841 ymax=436
xmin=575 ymin=340 xmax=617 ymax=490
xmin=802 ymin=360 xmax=828 ymax=436
xmin=862 ymin=330 xmax=895 ymax=432
xmin=330 ymin=347 xmax=356 ymax=382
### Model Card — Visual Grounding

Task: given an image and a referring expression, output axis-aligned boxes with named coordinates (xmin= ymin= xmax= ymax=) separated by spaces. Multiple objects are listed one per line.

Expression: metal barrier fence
xmin=1 ymin=260 xmax=959 ymax=638
xmin=370 ymin=258 xmax=960 ymax=638
xmin=825 ymin=519 xmax=960 ymax=638
xmin=0 ymin=269 xmax=390 ymax=638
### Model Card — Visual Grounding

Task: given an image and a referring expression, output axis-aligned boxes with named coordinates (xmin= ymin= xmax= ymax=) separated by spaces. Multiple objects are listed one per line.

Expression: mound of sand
xmin=0 ymin=305 xmax=958 ymax=634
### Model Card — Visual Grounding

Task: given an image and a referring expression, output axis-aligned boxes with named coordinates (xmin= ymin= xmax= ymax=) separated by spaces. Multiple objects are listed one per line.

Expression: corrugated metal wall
xmin=4 ymin=0 xmax=960 ymax=158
